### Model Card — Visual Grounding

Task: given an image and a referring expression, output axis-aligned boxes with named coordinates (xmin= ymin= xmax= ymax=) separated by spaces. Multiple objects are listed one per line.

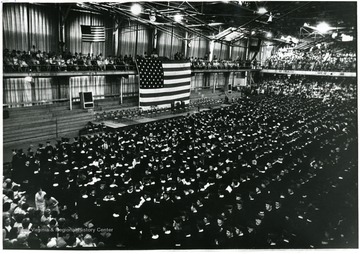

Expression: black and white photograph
xmin=1 ymin=0 xmax=358 ymax=251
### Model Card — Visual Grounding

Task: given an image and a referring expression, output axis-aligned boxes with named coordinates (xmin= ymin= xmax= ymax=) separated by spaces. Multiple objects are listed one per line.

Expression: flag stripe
xmin=164 ymin=74 xmax=192 ymax=80
xmin=140 ymin=88 xmax=191 ymax=98
xmin=163 ymin=70 xmax=191 ymax=76
xmin=81 ymin=25 xmax=105 ymax=42
xmin=140 ymin=84 xmax=190 ymax=94
xmin=164 ymin=76 xmax=191 ymax=85
xmin=163 ymin=63 xmax=191 ymax=69
xmin=139 ymin=92 xmax=190 ymax=103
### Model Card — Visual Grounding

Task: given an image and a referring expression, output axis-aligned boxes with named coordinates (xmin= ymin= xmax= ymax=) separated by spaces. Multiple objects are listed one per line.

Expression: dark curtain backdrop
xmin=117 ymin=21 xmax=150 ymax=57
xmin=187 ymin=35 xmax=208 ymax=59
xmin=259 ymin=40 xmax=275 ymax=66
xmin=3 ymin=76 xmax=136 ymax=107
xmin=65 ymin=10 xmax=113 ymax=56
xmin=157 ymin=28 xmax=184 ymax=59
xmin=120 ymin=75 xmax=139 ymax=97
xmin=3 ymin=3 xmax=58 ymax=52
xmin=231 ymin=39 xmax=247 ymax=61
xmin=213 ymin=41 xmax=229 ymax=60
xmin=4 ymin=73 xmax=229 ymax=107
xmin=3 ymin=78 xmax=29 ymax=107
xmin=191 ymin=73 xmax=227 ymax=90
xmin=3 ymin=77 xmax=66 ymax=107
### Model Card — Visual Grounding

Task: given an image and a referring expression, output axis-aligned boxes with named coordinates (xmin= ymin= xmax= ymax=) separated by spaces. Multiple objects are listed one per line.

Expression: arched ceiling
xmin=67 ymin=1 xmax=357 ymax=46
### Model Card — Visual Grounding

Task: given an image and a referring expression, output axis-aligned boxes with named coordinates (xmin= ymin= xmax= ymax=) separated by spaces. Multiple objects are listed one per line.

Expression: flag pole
xmin=120 ymin=78 xmax=123 ymax=105
xmin=134 ymin=58 xmax=141 ymax=109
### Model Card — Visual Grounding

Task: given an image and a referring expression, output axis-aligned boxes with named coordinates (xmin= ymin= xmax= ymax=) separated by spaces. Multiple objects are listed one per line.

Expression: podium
xmin=79 ymin=92 xmax=94 ymax=109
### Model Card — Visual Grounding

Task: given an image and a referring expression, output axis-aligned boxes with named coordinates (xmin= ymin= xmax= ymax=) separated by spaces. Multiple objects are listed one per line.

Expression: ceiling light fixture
xmin=149 ymin=11 xmax=156 ymax=22
xmin=174 ymin=13 xmax=183 ymax=22
xmin=316 ymin=22 xmax=330 ymax=34
xmin=131 ymin=4 xmax=142 ymax=15
xmin=257 ymin=7 xmax=267 ymax=14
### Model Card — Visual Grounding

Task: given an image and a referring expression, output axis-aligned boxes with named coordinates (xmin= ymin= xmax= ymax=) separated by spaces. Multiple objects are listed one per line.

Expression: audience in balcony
xmin=3 ymin=47 xmax=256 ymax=73
xmin=190 ymin=57 xmax=253 ymax=70
xmin=254 ymin=75 xmax=356 ymax=100
xmin=4 ymin=40 xmax=356 ymax=73
xmin=264 ymin=43 xmax=356 ymax=72
xmin=3 ymin=48 xmax=136 ymax=73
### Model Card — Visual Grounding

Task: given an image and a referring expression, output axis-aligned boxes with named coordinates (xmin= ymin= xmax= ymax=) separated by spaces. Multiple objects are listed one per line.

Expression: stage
xmin=100 ymin=104 xmax=232 ymax=130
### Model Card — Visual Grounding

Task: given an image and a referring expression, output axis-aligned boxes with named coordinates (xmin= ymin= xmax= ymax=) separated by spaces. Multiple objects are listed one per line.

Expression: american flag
xmin=136 ymin=58 xmax=191 ymax=109
xmin=81 ymin=25 xmax=105 ymax=42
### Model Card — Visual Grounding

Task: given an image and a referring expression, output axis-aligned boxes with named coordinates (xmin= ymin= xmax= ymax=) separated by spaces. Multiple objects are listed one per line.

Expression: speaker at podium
xmin=79 ymin=92 xmax=94 ymax=109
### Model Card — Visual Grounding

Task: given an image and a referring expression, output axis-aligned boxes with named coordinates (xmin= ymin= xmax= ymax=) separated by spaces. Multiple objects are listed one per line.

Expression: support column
xmin=219 ymin=42 xmax=223 ymax=60
xmin=170 ymin=26 xmax=174 ymax=59
xmin=90 ymin=42 xmax=93 ymax=55
xmin=184 ymin=31 xmax=188 ymax=58
xmin=114 ymin=17 xmax=119 ymax=56
xmin=246 ymin=37 xmax=251 ymax=60
xmin=213 ymin=74 xmax=216 ymax=93
xmin=120 ymin=78 xmax=123 ymax=104
xmin=135 ymin=23 xmax=139 ymax=56
xmin=224 ymin=72 xmax=230 ymax=93
xmin=147 ymin=27 xmax=155 ymax=55
xmin=27 ymin=3 xmax=31 ymax=52
xmin=153 ymin=28 xmax=158 ymax=52
xmin=209 ymin=40 xmax=215 ymax=61
xmin=244 ymin=37 xmax=251 ymax=87
xmin=229 ymin=45 xmax=232 ymax=60
xmin=68 ymin=77 xmax=72 ymax=111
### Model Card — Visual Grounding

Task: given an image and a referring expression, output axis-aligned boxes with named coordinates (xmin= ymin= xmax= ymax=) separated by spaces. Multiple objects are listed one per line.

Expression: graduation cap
xmin=247 ymin=222 xmax=256 ymax=233
xmin=162 ymin=223 xmax=172 ymax=235
xmin=150 ymin=226 xmax=161 ymax=240
xmin=235 ymin=194 xmax=242 ymax=201
xmin=226 ymin=205 xmax=233 ymax=211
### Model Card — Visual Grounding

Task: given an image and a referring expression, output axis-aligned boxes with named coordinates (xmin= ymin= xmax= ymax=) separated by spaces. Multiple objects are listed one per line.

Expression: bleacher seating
xmin=3 ymin=103 xmax=93 ymax=146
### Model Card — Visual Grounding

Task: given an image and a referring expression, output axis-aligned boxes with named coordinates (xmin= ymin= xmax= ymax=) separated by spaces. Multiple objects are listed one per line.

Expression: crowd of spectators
xmin=3 ymin=47 xmax=259 ymax=73
xmin=190 ymin=57 xmax=255 ymax=70
xmin=263 ymin=43 xmax=356 ymax=72
xmin=254 ymin=75 xmax=356 ymax=100
xmin=3 ymin=87 xmax=357 ymax=248
xmin=3 ymin=47 xmax=136 ymax=73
